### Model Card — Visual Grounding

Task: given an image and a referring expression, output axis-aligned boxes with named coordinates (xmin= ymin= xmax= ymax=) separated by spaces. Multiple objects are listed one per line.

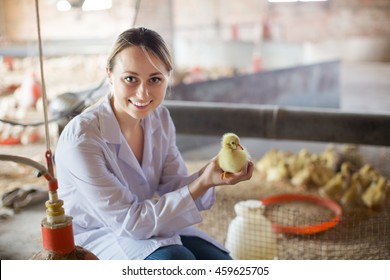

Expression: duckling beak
xmin=237 ymin=143 xmax=244 ymax=150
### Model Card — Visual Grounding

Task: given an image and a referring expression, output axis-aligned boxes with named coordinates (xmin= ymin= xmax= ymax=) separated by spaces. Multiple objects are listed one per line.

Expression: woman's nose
xmin=136 ymin=83 xmax=149 ymax=98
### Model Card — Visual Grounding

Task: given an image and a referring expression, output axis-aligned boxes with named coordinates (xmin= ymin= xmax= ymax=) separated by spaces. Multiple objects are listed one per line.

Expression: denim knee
xmin=145 ymin=245 xmax=196 ymax=260
xmin=181 ymin=236 xmax=232 ymax=260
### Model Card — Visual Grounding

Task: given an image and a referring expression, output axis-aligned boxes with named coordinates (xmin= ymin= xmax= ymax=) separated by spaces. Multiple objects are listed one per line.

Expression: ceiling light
xmin=56 ymin=0 xmax=71 ymax=12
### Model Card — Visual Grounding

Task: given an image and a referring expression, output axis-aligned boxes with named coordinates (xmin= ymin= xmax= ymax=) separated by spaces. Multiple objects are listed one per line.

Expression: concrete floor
xmin=0 ymin=61 xmax=389 ymax=260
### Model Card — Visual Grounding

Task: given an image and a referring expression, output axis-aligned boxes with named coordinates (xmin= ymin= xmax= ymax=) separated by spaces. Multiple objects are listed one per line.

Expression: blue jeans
xmin=144 ymin=236 xmax=232 ymax=260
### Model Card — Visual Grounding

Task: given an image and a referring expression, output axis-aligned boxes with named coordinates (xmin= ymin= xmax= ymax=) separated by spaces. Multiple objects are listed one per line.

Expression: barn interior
xmin=1 ymin=0 xmax=390 ymax=260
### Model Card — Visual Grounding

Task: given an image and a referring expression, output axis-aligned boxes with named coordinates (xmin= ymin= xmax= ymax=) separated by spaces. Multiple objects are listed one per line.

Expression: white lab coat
xmin=55 ymin=95 xmax=225 ymax=259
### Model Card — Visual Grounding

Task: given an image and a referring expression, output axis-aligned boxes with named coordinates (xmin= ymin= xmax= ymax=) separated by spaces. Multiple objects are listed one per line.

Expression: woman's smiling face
xmin=107 ymin=46 xmax=169 ymax=122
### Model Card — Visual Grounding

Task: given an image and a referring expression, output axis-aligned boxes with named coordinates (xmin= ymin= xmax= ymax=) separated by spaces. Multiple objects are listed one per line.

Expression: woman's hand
xmin=201 ymin=156 xmax=254 ymax=187
xmin=189 ymin=156 xmax=254 ymax=200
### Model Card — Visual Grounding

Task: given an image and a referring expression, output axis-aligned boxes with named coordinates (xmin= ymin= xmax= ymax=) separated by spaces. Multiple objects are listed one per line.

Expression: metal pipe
xmin=163 ymin=100 xmax=390 ymax=147
xmin=0 ymin=154 xmax=51 ymax=179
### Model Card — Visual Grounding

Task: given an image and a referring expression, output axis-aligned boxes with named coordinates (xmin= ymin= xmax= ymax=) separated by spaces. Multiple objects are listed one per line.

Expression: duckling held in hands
xmin=218 ymin=133 xmax=251 ymax=180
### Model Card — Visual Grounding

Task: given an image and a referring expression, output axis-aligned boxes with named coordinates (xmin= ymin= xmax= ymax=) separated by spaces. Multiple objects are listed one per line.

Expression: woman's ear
xmin=106 ymin=67 xmax=112 ymax=84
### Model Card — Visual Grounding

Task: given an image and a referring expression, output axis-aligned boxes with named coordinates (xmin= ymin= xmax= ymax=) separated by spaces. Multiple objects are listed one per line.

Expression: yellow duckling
xmin=362 ymin=176 xmax=387 ymax=208
xmin=218 ymin=133 xmax=251 ymax=180
xmin=340 ymin=173 xmax=362 ymax=208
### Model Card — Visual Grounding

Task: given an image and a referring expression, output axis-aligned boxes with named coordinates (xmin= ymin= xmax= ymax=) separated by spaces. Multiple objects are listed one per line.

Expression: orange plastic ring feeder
xmin=260 ymin=194 xmax=342 ymax=235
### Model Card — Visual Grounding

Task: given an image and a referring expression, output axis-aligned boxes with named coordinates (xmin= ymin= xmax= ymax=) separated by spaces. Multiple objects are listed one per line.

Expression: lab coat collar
xmin=97 ymin=94 xmax=161 ymax=180
xmin=98 ymin=94 xmax=160 ymax=145
xmin=99 ymin=94 xmax=122 ymax=145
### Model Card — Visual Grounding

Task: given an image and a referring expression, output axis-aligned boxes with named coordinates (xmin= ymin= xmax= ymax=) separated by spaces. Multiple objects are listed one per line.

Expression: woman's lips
xmin=129 ymin=99 xmax=152 ymax=109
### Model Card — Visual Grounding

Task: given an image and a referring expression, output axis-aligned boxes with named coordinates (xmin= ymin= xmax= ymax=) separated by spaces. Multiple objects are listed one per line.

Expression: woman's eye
xmin=124 ymin=76 xmax=136 ymax=83
xmin=149 ymin=77 xmax=162 ymax=84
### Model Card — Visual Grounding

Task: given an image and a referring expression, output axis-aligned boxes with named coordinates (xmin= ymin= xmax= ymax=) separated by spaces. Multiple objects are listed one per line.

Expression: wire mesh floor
xmin=272 ymin=206 xmax=390 ymax=259
xmin=193 ymin=143 xmax=390 ymax=260
xmin=196 ymin=184 xmax=390 ymax=260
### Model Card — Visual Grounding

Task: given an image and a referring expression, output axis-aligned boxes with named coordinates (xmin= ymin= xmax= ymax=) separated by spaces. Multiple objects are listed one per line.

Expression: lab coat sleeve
xmin=156 ymin=111 xmax=216 ymax=211
xmin=56 ymin=135 xmax=203 ymax=240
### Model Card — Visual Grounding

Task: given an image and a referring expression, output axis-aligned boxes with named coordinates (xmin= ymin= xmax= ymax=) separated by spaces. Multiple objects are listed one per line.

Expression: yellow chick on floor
xmin=218 ymin=133 xmax=251 ymax=180
xmin=362 ymin=176 xmax=387 ymax=208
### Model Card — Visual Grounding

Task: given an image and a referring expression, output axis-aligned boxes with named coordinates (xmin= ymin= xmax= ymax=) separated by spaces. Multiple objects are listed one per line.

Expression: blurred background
xmin=1 ymin=0 xmax=389 ymax=94
xmin=0 ymin=0 xmax=390 ymax=260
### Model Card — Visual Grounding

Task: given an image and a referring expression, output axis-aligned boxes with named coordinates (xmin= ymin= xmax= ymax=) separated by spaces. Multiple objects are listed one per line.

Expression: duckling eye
xmin=231 ymin=141 xmax=235 ymax=145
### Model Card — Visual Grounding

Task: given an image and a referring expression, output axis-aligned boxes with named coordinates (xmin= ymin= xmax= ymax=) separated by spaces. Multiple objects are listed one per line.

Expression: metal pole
xmin=163 ymin=100 xmax=390 ymax=147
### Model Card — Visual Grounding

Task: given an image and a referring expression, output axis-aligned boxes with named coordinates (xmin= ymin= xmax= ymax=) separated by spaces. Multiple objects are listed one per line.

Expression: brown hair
xmin=106 ymin=27 xmax=173 ymax=74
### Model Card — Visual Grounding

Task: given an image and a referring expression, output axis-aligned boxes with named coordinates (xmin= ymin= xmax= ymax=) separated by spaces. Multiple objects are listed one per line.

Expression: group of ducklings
xmin=256 ymin=145 xmax=389 ymax=210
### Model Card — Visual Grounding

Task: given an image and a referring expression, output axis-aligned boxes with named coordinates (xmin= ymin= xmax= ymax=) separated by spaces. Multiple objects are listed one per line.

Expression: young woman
xmin=55 ymin=27 xmax=254 ymax=260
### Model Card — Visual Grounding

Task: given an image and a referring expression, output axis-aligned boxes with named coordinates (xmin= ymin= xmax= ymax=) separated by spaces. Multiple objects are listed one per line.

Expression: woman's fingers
xmin=220 ymin=161 xmax=254 ymax=185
